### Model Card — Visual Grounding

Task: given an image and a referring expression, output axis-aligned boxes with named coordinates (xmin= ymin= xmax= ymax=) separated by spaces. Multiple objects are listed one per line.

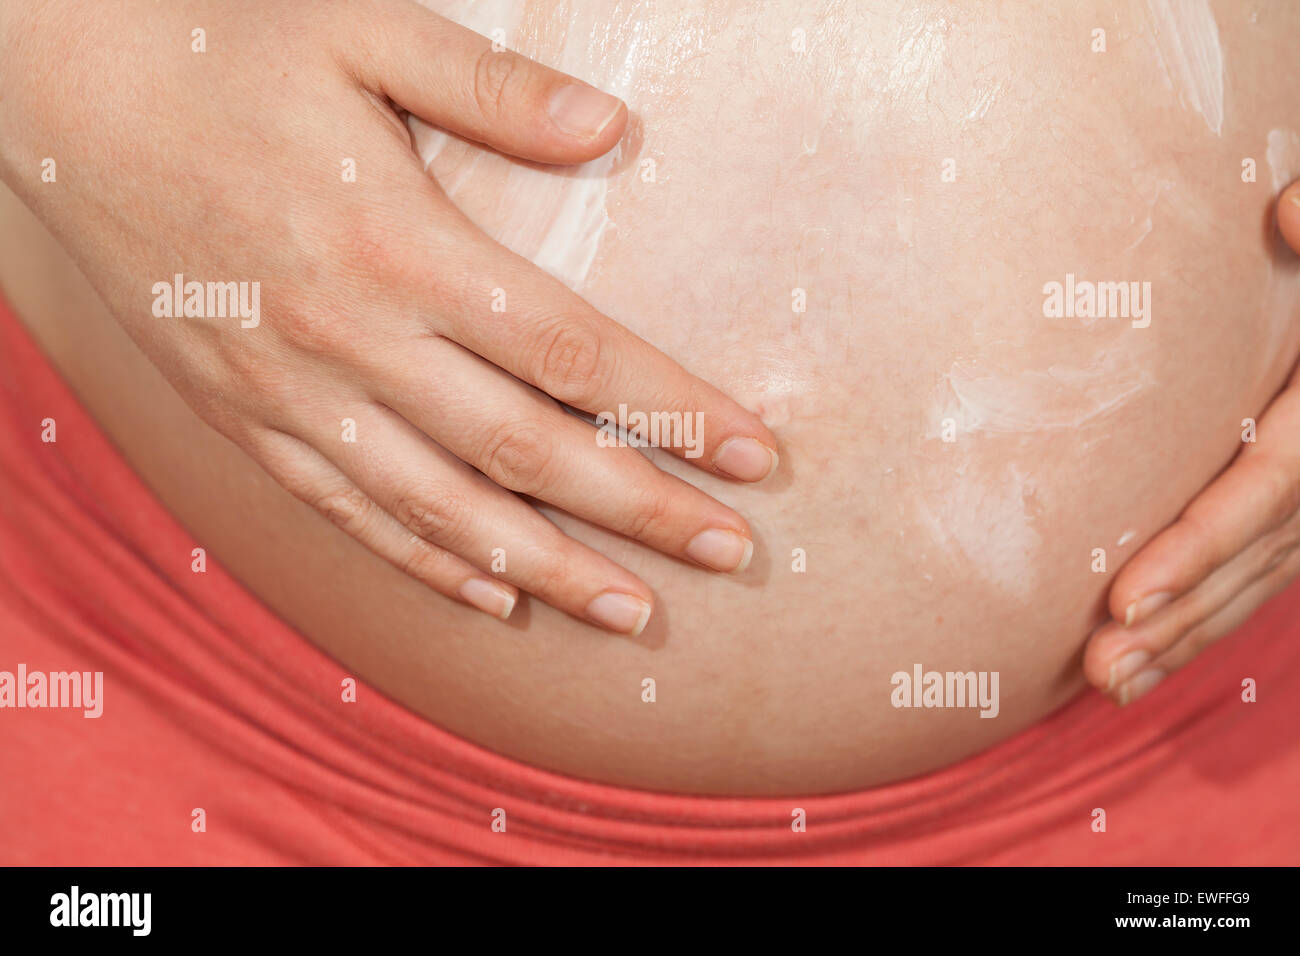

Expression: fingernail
xmin=548 ymin=84 xmax=622 ymax=140
xmin=1289 ymin=192 xmax=1300 ymax=208
xmin=1123 ymin=591 xmax=1173 ymax=627
xmin=712 ymin=437 xmax=779 ymax=482
xmin=1117 ymin=667 xmax=1165 ymax=705
xmin=685 ymin=529 xmax=754 ymax=573
xmin=459 ymin=578 xmax=516 ymax=620
xmin=586 ymin=591 xmax=652 ymax=635
xmin=1106 ymin=649 xmax=1151 ymax=692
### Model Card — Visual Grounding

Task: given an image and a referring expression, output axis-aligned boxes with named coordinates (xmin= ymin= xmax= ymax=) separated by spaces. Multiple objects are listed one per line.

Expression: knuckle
xmin=391 ymin=484 xmax=470 ymax=546
xmin=1174 ymin=512 xmax=1222 ymax=575
xmin=623 ymin=486 xmax=670 ymax=540
xmin=398 ymin=537 xmax=453 ymax=585
xmin=275 ymin=302 xmax=354 ymax=356
xmin=522 ymin=545 xmax=570 ymax=597
xmin=534 ymin=318 xmax=603 ymax=406
xmin=340 ymin=227 xmax=395 ymax=282
xmin=479 ymin=422 xmax=555 ymax=490
xmin=472 ymin=48 xmax=521 ymax=119
xmin=236 ymin=358 xmax=310 ymax=414
xmin=311 ymin=486 xmax=372 ymax=535
xmin=336 ymin=213 xmax=426 ymax=292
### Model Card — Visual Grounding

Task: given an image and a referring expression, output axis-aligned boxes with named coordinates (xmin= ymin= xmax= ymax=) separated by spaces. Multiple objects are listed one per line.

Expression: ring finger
xmin=298 ymin=402 xmax=658 ymax=635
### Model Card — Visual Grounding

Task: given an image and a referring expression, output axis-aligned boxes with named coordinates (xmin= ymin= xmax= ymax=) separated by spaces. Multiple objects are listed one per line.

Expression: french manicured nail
xmin=1117 ymin=667 xmax=1165 ymax=705
xmin=459 ymin=578 xmax=515 ymax=620
xmin=548 ymin=84 xmax=622 ymax=139
xmin=1123 ymin=591 xmax=1173 ymax=627
xmin=686 ymin=529 xmax=753 ymax=573
xmin=712 ymin=437 xmax=779 ymax=482
xmin=1107 ymin=649 xmax=1151 ymax=692
xmin=586 ymin=591 xmax=652 ymax=635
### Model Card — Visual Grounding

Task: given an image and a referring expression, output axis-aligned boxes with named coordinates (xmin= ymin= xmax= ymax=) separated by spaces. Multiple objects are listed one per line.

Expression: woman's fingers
xmin=427 ymin=228 xmax=780 ymax=481
xmin=1090 ymin=539 xmax=1300 ymax=705
xmin=1085 ymin=519 xmax=1293 ymax=693
xmin=1129 ymin=552 xmax=1300 ymax=678
xmin=250 ymin=427 xmax=519 ymax=620
xmin=1107 ymin=385 xmax=1300 ymax=629
xmin=351 ymin=0 xmax=626 ymax=164
xmin=379 ymin=337 xmax=755 ymax=571
xmin=294 ymin=403 xmax=657 ymax=635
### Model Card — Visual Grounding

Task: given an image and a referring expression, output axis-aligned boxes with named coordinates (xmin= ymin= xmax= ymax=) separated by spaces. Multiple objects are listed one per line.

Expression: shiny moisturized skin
xmin=2 ymin=0 xmax=1298 ymax=794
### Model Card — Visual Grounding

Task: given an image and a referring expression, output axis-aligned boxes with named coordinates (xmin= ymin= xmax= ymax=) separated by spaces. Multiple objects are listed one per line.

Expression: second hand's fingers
xmin=430 ymin=229 xmax=780 ymax=482
xmin=379 ymin=339 xmax=756 ymax=572
xmin=1277 ymin=180 xmax=1300 ymax=253
xmin=1109 ymin=386 xmax=1300 ymax=627
xmin=249 ymin=427 xmax=519 ymax=620
xmin=1110 ymin=546 xmax=1300 ymax=705
xmin=1085 ymin=519 xmax=1296 ymax=691
xmin=301 ymin=403 xmax=657 ymax=636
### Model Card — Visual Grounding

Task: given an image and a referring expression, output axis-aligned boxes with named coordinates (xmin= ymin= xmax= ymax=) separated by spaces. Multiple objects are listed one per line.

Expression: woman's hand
xmin=1084 ymin=181 xmax=1300 ymax=702
xmin=0 ymin=0 xmax=778 ymax=635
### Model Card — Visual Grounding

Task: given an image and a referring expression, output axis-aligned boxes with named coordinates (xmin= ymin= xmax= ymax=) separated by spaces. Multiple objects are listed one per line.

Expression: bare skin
xmin=2 ymin=0 xmax=1298 ymax=794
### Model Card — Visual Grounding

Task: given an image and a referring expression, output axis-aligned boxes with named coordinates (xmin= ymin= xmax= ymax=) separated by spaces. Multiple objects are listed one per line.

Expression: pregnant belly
xmin=3 ymin=0 xmax=1298 ymax=794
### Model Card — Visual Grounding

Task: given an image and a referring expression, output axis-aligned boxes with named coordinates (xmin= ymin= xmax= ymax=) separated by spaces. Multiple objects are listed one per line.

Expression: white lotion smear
xmin=1144 ymin=0 xmax=1225 ymax=137
xmin=410 ymin=0 xmax=634 ymax=291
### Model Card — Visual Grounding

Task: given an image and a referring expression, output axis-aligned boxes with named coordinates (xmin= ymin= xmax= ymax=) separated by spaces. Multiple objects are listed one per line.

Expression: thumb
xmin=352 ymin=1 xmax=627 ymax=165
xmin=1279 ymin=180 xmax=1300 ymax=254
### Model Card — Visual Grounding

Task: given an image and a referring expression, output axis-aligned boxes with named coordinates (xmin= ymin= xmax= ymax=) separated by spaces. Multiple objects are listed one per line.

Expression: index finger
xmin=434 ymin=230 xmax=781 ymax=482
